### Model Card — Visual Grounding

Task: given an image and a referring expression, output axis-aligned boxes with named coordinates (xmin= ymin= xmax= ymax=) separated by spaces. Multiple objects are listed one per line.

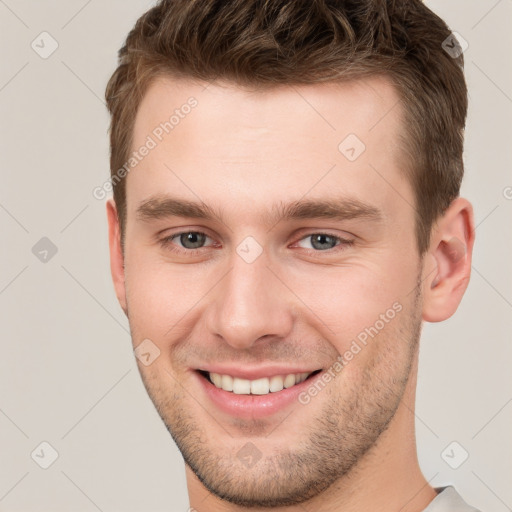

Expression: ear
xmin=422 ymin=197 xmax=475 ymax=322
xmin=106 ymin=198 xmax=128 ymax=316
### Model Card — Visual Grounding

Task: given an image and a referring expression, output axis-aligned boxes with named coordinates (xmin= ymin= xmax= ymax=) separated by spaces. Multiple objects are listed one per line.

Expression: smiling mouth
xmin=197 ymin=369 xmax=322 ymax=395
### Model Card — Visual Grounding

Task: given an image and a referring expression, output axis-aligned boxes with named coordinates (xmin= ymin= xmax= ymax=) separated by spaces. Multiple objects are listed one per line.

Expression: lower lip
xmin=194 ymin=370 xmax=321 ymax=419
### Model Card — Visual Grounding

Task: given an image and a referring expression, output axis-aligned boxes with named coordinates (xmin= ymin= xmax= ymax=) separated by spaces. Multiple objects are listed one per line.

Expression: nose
xmin=205 ymin=248 xmax=294 ymax=350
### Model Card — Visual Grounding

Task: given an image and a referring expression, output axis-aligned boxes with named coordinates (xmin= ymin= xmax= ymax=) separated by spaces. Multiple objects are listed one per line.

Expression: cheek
xmin=283 ymin=259 xmax=415 ymax=352
xmin=123 ymin=249 xmax=202 ymax=343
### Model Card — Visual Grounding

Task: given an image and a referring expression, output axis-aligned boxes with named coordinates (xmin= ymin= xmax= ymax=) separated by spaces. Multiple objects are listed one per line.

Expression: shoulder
xmin=423 ymin=486 xmax=482 ymax=512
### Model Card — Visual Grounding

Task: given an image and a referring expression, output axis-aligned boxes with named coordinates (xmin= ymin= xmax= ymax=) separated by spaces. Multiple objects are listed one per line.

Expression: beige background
xmin=1 ymin=1 xmax=511 ymax=510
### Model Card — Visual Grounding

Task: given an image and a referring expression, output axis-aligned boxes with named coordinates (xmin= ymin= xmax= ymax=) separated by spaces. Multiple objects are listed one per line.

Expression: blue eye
xmin=300 ymin=233 xmax=339 ymax=251
xmin=296 ymin=233 xmax=354 ymax=252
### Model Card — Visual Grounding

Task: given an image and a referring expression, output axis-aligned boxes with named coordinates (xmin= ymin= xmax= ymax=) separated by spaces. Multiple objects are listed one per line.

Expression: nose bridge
xmin=206 ymin=247 xmax=293 ymax=349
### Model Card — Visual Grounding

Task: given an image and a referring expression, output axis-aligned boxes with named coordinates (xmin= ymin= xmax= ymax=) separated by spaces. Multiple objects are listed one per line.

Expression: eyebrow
xmin=136 ymin=194 xmax=383 ymax=228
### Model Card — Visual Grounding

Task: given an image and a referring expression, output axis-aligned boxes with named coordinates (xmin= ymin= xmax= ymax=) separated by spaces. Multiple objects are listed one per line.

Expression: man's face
xmin=117 ymin=76 xmax=425 ymax=506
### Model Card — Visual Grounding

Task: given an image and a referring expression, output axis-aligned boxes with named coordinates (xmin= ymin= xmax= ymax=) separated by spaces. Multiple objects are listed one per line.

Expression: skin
xmin=107 ymin=75 xmax=475 ymax=511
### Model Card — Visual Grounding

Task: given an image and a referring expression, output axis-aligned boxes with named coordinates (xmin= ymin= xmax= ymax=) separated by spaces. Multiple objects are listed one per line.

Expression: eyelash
xmin=159 ymin=230 xmax=354 ymax=256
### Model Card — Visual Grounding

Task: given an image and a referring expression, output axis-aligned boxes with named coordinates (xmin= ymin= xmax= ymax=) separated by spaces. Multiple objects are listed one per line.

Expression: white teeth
xmin=283 ymin=374 xmax=296 ymax=388
xmin=250 ymin=377 xmax=270 ymax=395
xmin=232 ymin=377 xmax=251 ymax=394
xmin=269 ymin=375 xmax=284 ymax=392
xmin=207 ymin=371 xmax=313 ymax=395
xmin=221 ymin=374 xmax=233 ymax=391
xmin=210 ymin=373 xmax=222 ymax=388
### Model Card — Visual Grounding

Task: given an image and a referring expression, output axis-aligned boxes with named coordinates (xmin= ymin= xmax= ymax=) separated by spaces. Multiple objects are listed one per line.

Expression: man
xmin=104 ymin=0 xmax=481 ymax=510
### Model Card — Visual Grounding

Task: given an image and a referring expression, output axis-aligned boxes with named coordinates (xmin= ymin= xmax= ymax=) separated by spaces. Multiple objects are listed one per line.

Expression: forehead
xmin=133 ymin=74 xmax=404 ymax=148
xmin=127 ymin=74 xmax=412 ymax=227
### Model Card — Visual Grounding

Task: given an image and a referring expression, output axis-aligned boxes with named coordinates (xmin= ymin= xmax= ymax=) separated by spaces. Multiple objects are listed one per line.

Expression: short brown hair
xmin=105 ymin=0 xmax=467 ymax=254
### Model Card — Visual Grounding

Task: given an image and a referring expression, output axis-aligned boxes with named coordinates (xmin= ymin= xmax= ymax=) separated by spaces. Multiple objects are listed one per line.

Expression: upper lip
xmin=195 ymin=365 xmax=321 ymax=380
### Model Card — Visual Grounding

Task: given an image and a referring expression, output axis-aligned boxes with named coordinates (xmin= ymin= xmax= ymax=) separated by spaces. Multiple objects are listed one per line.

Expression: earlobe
xmin=106 ymin=198 xmax=128 ymax=316
xmin=422 ymin=197 xmax=475 ymax=323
